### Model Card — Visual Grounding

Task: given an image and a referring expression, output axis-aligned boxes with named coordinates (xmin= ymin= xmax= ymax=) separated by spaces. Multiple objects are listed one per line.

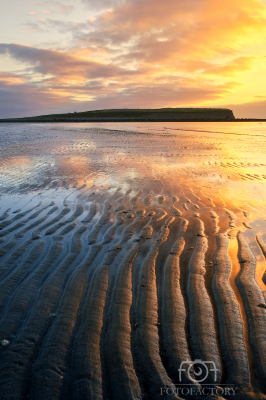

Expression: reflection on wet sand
xmin=0 ymin=122 xmax=266 ymax=399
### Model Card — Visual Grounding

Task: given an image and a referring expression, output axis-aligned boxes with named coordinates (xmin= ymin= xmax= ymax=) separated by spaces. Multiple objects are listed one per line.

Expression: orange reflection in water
xmin=256 ymin=260 xmax=266 ymax=293
xmin=227 ymin=235 xmax=255 ymax=388
xmin=2 ymin=156 xmax=31 ymax=169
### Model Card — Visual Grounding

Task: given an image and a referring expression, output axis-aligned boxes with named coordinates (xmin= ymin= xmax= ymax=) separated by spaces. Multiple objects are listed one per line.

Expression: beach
xmin=0 ymin=121 xmax=266 ymax=399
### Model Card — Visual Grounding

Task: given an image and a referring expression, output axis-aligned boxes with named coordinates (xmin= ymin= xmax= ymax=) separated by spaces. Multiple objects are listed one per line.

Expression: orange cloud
xmin=223 ymin=98 xmax=266 ymax=118
xmin=0 ymin=72 xmax=26 ymax=85
xmin=0 ymin=44 xmax=126 ymax=82
xmin=1 ymin=0 xmax=266 ymax=117
xmin=74 ymin=0 xmax=266 ymax=81
xmin=203 ymin=57 xmax=257 ymax=77
xmin=93 ymin=0 xmax=266 ymax=54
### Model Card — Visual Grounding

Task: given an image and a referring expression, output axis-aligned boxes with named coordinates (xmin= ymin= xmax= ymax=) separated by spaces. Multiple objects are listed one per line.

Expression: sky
xmin=0 ymin=0 xmax=266 ymax=118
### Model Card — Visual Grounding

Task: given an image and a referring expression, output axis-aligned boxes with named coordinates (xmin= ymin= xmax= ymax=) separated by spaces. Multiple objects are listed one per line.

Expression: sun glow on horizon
xmin=1 ymin=0 xmax=266 ymax=118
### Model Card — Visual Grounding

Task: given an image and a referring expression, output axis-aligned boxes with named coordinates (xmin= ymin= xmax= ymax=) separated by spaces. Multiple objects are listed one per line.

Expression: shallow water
xmin=1 ymin=122 xmax=266 ymax=283
xmin=0 ymin=121 xmax=266 ymax=399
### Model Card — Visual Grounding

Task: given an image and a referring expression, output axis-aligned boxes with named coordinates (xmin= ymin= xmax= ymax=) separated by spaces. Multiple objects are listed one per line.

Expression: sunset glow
xmin=1 ymin=0 xmax=266 ymax=118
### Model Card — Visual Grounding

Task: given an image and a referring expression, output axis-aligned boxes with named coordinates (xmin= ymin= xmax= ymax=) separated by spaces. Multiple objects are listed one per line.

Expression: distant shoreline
xmin=0 ymin=107 xmax=239 ymax=123
xmin=0 ymin=107 xmax=265 ymax=123
xmin=0 ymin=118 xmax=265 ymax=123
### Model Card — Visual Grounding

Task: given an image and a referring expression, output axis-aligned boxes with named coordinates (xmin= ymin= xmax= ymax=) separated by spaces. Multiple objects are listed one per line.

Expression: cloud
xmin=0 ymin=72 xmax=26 ymax=86
xmin=30 ymin=0 xmax=74 ymax=11
xmin=203 ymin=56 xmax=257 ymax=77
xmin=0 ymin=71 xmax=239 ymax=118
xmin=59 ymin=5 xmax=74 ymax=13
xmin=72 ymin=0 xmax=266 ymax=80
xmin=79 ymin=0 xmax=266 ymax=53
xmin=80 ymin=0 xmax=123 ymax=11
xmin=28 ymin=10 xmax=51 ymax=15
xmin=1 ymin=0 xmax=266 ymax=117
xmin=0 ymin=43 xmax=126 ymax=81
xmin=223 ymin=98 xmax=266 ymax=119
xmin=28 ymin=18 xmax=92 ymax=36
xmin=0 ymin=84 xmax=72 ymax=118
xmin=82 ymin=81 xmax=240 ymax=110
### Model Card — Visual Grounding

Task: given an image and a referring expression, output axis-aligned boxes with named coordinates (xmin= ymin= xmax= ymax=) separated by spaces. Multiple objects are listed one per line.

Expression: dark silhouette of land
xmin=0 ymin=107 xmax=238 ymax=122
xmin=1 ymin=107 xmax=265 ymax=123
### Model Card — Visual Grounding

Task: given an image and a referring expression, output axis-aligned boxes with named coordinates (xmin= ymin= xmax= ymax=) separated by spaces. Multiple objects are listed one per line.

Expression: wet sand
xmin=0 ymin=122 xmax=266 ymax=399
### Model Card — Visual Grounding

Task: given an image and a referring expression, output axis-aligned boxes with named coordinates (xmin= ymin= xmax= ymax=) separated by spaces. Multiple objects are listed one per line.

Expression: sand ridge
xmin=0 ymin=122 xmax=266 ymax=399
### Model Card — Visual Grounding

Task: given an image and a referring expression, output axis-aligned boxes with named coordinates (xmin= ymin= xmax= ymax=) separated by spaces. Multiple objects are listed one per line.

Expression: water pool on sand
xmin=0 ymin=121 xmax=266 ymax=399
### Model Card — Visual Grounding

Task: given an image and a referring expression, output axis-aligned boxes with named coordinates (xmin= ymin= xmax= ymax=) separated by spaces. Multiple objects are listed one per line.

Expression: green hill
xmin=0 ymin=107 xmax=235 ymax=122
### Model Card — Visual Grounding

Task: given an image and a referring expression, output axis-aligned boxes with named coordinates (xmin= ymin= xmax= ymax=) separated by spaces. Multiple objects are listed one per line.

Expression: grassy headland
xmin=0 ymin=107 xmax=236 ymax=122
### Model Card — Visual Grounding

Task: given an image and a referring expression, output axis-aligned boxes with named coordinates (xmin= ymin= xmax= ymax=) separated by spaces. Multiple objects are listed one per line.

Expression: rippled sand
xmin=0 ymin=122 xmax=266 ymax=400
